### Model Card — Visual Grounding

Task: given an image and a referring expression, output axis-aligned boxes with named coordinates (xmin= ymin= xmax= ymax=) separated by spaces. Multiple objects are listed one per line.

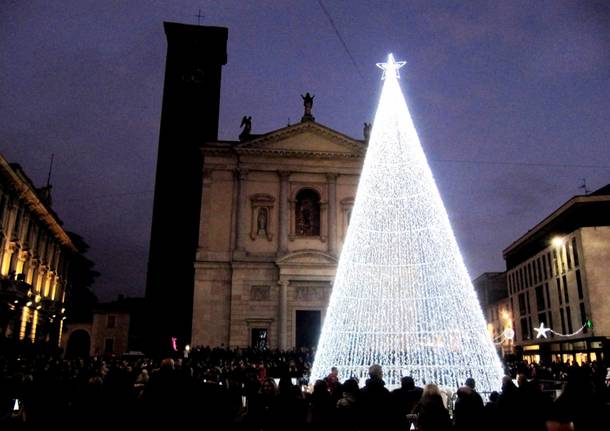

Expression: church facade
xmin=193 ymin=117 xmax=365 ymax=349
xmin=146 ymin=22 xmax=366 ymax=351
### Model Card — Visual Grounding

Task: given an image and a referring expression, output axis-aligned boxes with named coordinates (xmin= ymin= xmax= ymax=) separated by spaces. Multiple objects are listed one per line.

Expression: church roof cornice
xmin=237 ymin=121 xmax=365 ymax=159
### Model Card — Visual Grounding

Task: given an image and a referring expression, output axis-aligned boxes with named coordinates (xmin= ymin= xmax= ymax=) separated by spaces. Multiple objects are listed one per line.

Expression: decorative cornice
xmin=0 ymin=156 xmax=76 ymax=252
xmin=238 ymin=121 xmax=363 ymax=154
xmin=202 ymin=122 xmax=365 ymax=160
xmin=275 ymin=249 xmax=338 ymax=266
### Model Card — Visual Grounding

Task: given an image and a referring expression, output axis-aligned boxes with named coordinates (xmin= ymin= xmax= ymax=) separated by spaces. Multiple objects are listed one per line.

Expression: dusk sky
xmin=1 ymin=1 xmax=609 ymax=301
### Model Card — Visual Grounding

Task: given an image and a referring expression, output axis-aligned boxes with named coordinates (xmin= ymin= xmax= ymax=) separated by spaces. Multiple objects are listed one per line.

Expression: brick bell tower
xmin=146 ymin=22 xmax=227 ymax=354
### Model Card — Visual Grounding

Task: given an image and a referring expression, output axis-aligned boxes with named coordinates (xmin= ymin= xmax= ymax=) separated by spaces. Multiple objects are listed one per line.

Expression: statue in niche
xmin=295 ymin=189 xmax=320 ymax=236
xmin=301 ymin=92 xmax=315 ymax=121
xmin=239 ymin=115 xmax=252 ymax=141
xmin=363 ymin=122 xmax=372 ymax=141
xmin=298 ymin=201 xmax=313 ymax=235
xmin=257 ymin=207 xmax=268 ymax=236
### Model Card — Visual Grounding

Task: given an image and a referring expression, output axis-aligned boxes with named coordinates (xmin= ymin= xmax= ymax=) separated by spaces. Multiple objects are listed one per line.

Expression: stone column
xmin=197 ymin=168 xmax=214 ymax=253
xmin=278 ymin=279 xmax=289 ymax=349
xmin=327 ymin=173 xmax=338 ymax=256
xmin=278 ymin=171 xmax=290 ymax=255
xmin=235 ymin=168 xmax=249 ymax=252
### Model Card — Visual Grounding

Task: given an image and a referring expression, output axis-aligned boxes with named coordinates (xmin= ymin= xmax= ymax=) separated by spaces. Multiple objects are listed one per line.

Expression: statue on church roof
xmin=239 ymin=115 xmax=252 ymax=141
xmin=301 ymin=92 xmax=315 ymax=122
xmin=363 ymin=122 xmax=372 ymax=142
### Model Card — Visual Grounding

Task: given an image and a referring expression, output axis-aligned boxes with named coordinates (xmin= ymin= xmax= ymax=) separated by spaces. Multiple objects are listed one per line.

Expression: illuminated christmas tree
xmin=311 ymin=55 xmax=504 ymax=393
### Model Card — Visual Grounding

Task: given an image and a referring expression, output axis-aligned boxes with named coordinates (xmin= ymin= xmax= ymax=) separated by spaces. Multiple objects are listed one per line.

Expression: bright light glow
xmin=311 ymin=54 xmax=504 ymax=393
xmin=185 ymin=344 xmax=191 ymax=352
xmin=503 ymin=327 xmax=515 ymax=340
xmin=534 ymin=322 xmax=551 ymax=339
xmin=551 ymin=237 xmax=563 ymax=248
xmin=376 ymin=54 xmax=406 ymax=80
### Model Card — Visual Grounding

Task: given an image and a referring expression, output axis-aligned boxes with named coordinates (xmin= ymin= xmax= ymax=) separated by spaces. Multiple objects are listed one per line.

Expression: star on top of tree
xmin=376 ymin=53 xmax=407 ymax=80
xmin=534 ymin=322 xmax=551 ymax=338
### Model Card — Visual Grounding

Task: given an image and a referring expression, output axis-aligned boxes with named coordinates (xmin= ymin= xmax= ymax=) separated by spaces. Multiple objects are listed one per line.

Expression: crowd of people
xmin=1 ymin=340 xmax=608 ymax=430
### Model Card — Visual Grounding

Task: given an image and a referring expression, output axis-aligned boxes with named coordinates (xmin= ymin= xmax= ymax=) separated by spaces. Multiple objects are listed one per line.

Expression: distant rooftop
xmin=503 ymin=184 xmax=610 ymax=268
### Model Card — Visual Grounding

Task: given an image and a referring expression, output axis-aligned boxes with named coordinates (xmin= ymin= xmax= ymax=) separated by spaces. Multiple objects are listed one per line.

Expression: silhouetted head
xmin=160 ymin=358 xmax=174 ymax=371
xmin=465 ymin=377 xmax=476 ymax=390
xmin=369 ymin=364 xmax=383 ymax=380
xmin=401 ymin=376 xmax=415 ymax=390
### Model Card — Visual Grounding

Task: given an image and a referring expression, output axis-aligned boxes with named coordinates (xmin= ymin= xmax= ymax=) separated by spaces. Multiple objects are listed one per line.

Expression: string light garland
xmin=311 ymin=54 xmax=504 ymax=393
xmin=535 ymin=321 xmax=591 ymax=339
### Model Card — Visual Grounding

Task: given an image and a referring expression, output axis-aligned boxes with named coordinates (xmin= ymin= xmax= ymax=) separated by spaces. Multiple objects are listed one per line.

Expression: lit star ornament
xmin=534 ymin=322 xmax=551 ymax=338
xmin=376 ymin=53 xmax=406 ymax=80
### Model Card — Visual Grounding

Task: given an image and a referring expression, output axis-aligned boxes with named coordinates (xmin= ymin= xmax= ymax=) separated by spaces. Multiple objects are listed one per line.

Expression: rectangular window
xmin=521 ymin=317 xmax=529 ymax=340
xmin=526 ymin=293 xmax=531 ymax=314
xmin=565 ymin=307 xmax=573 ymax=333
xmin=519 ymin=268 xmax=524 ymax=290
xmin=566 ymin=242 xmax=573 ymax=270
xmin=571 ymin=238 xmax=579 ymax=267
xmin=107 ymin=315 xmax=116 ymax=329
xmin=545 ymin=283 xmax=550 ymax=309
xmin=537 ymin=258 xmax=542 ymax=283
xmin=553 ymin=250 xmax=559 ymax=275
xmin=543 ymin=255 xmax=548 ymax=280
xmin=518 ymin=293 xmax=526 ymax=316
xmin=528 ymin=317 xmax=533 ymax=339
xmin=533 ymin=260 xmax=538 ymax=284
xmin=508 ymin=273 xmax=513 ymax=295
xmin=538 ymin=312 xmax=546 ymax=326
xmin=562 ymin=275 xmax=569 ymax=303
xmin=104 ymin=338 xmax=114 ymax=353
xmin=579 ymin=302 xmax=587 ymax=334
xmin=556 ymin=278 xmax=562 ymax=305
xmin=547 ymin=312 xmax=554 ymax=338
xmin=561 ymin=245 xmax=566 ymax=274
xmin=527 ymin=264 xmax=533 ymax=287
xmin=560 ymin=308 xmax=566 ymax=333
xmin=535 ymin=285 xmax=545 ymax=311
xmin=575 ymin=270 xmax=583 ymax=300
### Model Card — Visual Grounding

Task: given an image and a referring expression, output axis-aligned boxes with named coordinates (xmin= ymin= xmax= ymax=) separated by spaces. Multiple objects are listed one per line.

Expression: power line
xmin=53 ymin=157 xmax=609 ymax=203
xmin=317 ymin=0 xmax=365 ymax=82
xmin=431 ymin=158 xmax=610 ymax=170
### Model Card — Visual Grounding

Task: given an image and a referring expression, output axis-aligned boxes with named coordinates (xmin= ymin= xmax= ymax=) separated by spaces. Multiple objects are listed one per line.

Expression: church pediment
xmin=236 ymin=122 xmax=364 ymax=159
xmin=276 ymin=250 xmax=338 ymax=267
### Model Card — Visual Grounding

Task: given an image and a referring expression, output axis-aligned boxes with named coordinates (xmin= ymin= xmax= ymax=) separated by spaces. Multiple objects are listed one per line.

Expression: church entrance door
xmin=295 ymin=310 xmax=321 ymax=349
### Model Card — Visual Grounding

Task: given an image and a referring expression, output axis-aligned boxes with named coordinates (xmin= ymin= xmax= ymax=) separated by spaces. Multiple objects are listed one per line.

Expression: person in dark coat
xmin=546 ymin=373 xmax=608 ymax=430
xmin=335 ymin=378 xmax=360 ymax=430
xmin=391 ymin=376 xmax=423 ymax=429
xmin=246 ymin=377 xmax=281 ymax=431
xmin=359 ymin=364 xmax=393 ymax=430
xmin=453 ymin=377 xmax=484 ymax=431
xmin=497 ymin=375 xmax=519 ymax=431
xmin=308 ymin=379 xmax=335 ymax=430
xmin=411 ymin=384 xmax=451 ymax=431
xmin=482 ymin=391 xmax=500 ymax=430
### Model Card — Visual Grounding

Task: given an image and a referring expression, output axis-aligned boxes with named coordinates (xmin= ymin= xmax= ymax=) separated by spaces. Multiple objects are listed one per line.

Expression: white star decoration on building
xmin=376 ymin=53 xmax=406 ymax=80
xmin=534 ymin=322 xmax=551 ymax=338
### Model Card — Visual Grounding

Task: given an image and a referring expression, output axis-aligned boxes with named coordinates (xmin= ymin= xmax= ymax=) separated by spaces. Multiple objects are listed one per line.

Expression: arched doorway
xmin=65 ymin=329 xmax=91 ymax=358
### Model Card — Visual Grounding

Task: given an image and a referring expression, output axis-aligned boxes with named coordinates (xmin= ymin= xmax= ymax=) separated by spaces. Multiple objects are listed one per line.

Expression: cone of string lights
xmin=310 ymin=54 xmax=504 ymax=393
